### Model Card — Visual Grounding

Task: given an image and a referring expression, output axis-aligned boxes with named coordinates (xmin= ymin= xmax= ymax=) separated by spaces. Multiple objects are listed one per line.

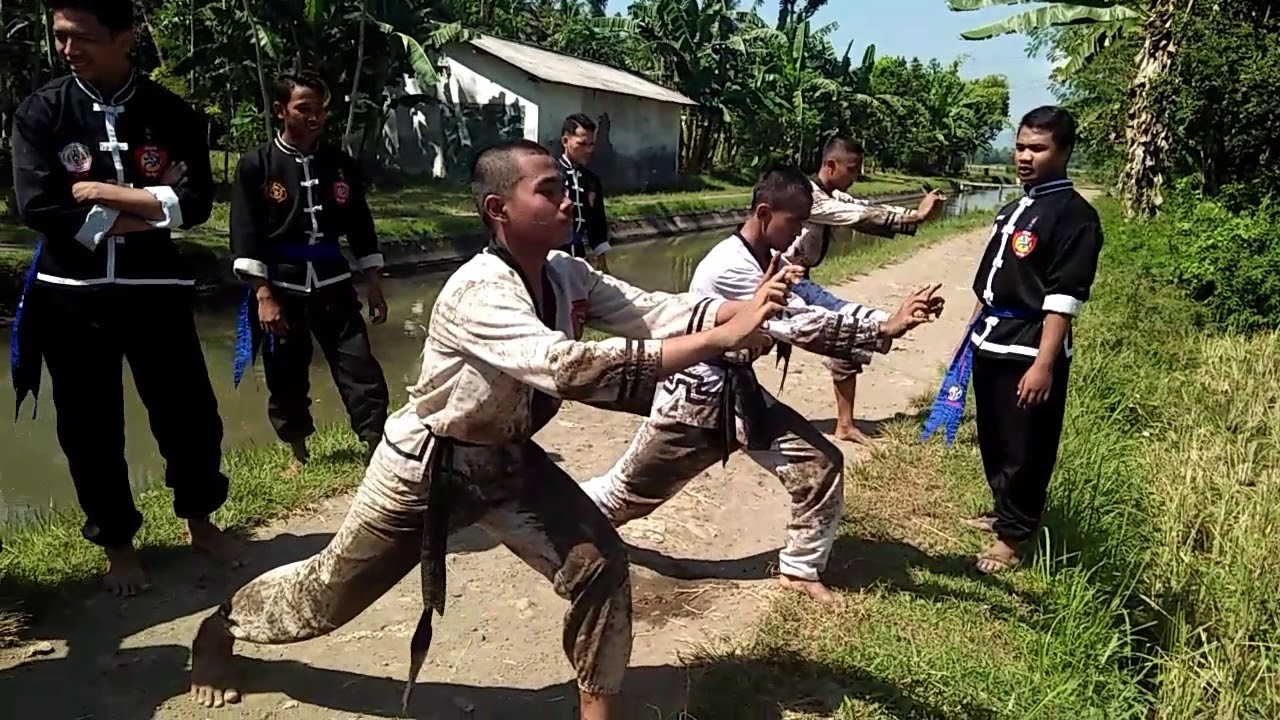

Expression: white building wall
xmin=384 ymin=45 xmax=685 ymax=191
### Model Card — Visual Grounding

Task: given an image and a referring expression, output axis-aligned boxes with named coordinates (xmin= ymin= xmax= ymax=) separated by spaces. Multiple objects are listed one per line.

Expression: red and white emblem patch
xmin=134 ymin=144 xmax=169 ymax=179
xmin=1010 ymin=229 xmax=1037 ymax=259
xmin=333 ymin=180 xmax=351 ymax=205
xmin=58 ymin=142 xmax=93 ymax=176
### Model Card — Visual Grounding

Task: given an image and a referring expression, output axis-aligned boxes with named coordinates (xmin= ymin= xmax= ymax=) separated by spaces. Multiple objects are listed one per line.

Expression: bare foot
xmin=102 ymin=545 xmax=150 ymax=597
xmin=778 ymin=575 xmax=841 ymax=605
xmin=187 ymin=518 xmax=246 ymax=568
xmin=964 ymin=514 xmax=996 ymax=533
xmin=190 ymin=613 xmax=241 ymax=708
xmin=834 ymin=424 xmax=874 ymax=446
xmin=975 ymin=539 xmax=1021 ymax=575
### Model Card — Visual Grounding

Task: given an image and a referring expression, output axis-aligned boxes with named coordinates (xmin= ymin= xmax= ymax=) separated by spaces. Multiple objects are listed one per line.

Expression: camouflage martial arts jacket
xmin=383 ymin=247 xmax=725 ymax=457
xmin=649 ymin=233 xmax=889 ymax=436
xmin=785 ymin=178 xmax=916 ymax=269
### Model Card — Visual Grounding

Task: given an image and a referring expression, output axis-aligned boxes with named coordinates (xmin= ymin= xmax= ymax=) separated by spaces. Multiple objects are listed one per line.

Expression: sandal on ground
xmin=974 ymin=549 xmax=1021 ymax=575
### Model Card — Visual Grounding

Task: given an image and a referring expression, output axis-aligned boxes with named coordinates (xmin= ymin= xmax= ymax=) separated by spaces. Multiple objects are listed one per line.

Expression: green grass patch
xmin=0 ymin=205 xmax=991 ymax=648
xmin=679 ymin=195 xmax=1280 ymax=718
xmin=0 ymin=426 xmax=369 ymax=645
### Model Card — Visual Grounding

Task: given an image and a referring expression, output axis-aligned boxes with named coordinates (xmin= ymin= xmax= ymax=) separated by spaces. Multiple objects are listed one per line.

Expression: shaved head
xmin=822 ymin=137 xmax=864 ymax=161
xmin=471 ymin=139 xmax=552 ymax=219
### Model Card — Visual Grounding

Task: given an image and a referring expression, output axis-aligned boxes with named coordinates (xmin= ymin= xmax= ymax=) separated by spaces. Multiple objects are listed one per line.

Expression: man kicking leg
xmin=582 ymin=165 xmax=944 ymax=603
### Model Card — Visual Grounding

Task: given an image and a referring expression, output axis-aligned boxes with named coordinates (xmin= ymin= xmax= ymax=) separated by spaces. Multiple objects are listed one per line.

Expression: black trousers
xmin=256 ymin=283 xmax=389 ymax=445
xmin=972 ymin=354 xmax=1071 ymax=543
xmin=31 ymin=283 xmax=229 ymax=549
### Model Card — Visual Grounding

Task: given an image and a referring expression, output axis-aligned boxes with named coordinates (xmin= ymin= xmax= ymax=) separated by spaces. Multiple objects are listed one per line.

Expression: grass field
xmin=679 ymin=195 xmax=1280 ymax=718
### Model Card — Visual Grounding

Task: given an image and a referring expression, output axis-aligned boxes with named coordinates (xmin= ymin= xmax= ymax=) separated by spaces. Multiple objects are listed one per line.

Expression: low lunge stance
xmin=229 ymin=69 xmax=391 ymax=466
xmin=787 ymin=138 xmax=945 ymax=443
xmin=191 ymin=139 xmax=795 ymax=718
xmin=582 ymin=165 xmax=944 ymax=603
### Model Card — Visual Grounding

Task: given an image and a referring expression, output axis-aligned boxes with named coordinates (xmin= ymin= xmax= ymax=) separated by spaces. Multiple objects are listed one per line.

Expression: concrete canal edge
xmin=0 ymin=189 xmax=945 ymax=322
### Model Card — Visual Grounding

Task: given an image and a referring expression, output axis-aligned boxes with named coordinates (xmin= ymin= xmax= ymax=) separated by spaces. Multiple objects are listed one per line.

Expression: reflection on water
xmin=0 ymin=188 xmax=1008 ymax=523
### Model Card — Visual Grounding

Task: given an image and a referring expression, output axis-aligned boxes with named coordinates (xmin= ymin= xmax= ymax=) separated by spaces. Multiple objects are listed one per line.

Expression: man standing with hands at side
xmin=921 ymin=106 xmax=1103 ymax=574
xmin=557 ymin=113 xmax=613 ymax=273
xmin=229 ymin=69 xmax=391 ymax=469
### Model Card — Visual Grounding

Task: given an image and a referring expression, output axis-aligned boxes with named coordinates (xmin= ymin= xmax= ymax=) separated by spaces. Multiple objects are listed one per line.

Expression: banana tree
xmin=948 ymin=0 xmax=1145 ymax=79
xmin=947 ymin=0 xmax=1175 ymax=217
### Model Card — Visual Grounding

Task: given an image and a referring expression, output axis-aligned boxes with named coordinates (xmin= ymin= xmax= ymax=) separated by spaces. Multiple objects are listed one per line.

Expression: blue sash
xmin=10 ymin=240 xmax=44 ymax=420
xmin=232 ymin=244 xmax=346 ymax=388
xmin=920 ymin=304 xmax=1037 ymax=446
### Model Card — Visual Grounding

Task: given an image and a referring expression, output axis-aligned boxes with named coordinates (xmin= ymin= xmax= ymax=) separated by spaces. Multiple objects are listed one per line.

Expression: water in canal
xmin=0 ymin=187 xmax=1009 ymax=524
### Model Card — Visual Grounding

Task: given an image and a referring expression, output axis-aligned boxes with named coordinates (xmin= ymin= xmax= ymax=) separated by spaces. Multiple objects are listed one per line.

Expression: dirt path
xmin=0 ymin=224 xmax=994 ymax=719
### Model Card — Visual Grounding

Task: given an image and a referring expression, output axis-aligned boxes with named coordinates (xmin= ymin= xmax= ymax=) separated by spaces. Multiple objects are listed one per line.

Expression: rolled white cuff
xmin=589 ymin=241 xmax=612 ymax=256
xmin=233 ymin=257 xmax=269 ymax=278
xmin=352 ymin=253 xmax=384 ymax=272
xmin=143 ymin=185 xmax=183 ymax=229
xmin=1043 ymin=294 xmax=1083 ymax=316
xmin=74 ymin=204 xmax=120 ymax=249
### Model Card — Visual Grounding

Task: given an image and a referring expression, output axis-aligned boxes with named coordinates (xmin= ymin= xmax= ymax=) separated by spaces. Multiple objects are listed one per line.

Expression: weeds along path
xmin=0 ymin=223 xmax=998 ymax=719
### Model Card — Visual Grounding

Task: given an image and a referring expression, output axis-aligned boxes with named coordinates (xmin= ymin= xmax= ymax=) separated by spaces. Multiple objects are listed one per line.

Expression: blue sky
xmin=606 ymin=0 xmax=1056 ymax=145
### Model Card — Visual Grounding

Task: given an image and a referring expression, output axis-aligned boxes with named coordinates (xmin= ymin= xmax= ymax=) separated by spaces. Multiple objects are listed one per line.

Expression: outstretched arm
xmin=433 ymin=277 xmax=748 ymax=406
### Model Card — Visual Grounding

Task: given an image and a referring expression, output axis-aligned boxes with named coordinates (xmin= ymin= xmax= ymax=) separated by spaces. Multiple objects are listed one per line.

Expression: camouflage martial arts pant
xmin=825 ymin=347 xmax=876 ymax=382
xmin=212 ymin=440 xmax=632 ymax=696
xmin=581 ymin=393 xmax=844 ymax=582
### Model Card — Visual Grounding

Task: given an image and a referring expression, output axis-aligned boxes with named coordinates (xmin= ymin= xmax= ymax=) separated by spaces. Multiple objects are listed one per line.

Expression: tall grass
xmin=1048 ymin=199 xmax=1280 ymax=716
xmin=685 ymin=196 xmax=1280 ymax=717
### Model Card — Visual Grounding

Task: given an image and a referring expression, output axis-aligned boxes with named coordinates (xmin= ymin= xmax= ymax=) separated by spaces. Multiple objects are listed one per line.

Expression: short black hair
xmin=274 ymin=69 xmax=331 ymax=106
xmin=561 ymin=113 xmax=597 ymax=137
xmin=1018 ymin=105 xmax=1077 ymax=151
xmin=822 ymin=137 xmax=865 ymax=160
xmin=751 ymin=163 xmax=813 ymax=212
xmin=471 ymin=139 xmax=553 ymax=218
xmin=50 ymin=0 xmax=134 ymax=33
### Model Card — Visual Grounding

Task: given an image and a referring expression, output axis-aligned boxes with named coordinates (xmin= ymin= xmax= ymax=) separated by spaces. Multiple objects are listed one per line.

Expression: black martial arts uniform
xmin=10 ymin=72 xmax=227 ymax=549
xmin=968 ymin=178 xmax=1103 ymax=542
xmin=556 ymin=154 xmax=611 ymax=260
xmin=229 ymin=135 xmax=390 ymax=446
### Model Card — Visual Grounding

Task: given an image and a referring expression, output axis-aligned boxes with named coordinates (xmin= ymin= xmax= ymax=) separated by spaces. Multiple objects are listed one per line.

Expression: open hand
xmin=1017 ymin=363 xmax=1053 ymax=408
xmin=916 ymin=190 xmax=947 ymax=221
xmin=754 ymin=253 xmax=803 ymax=305
xmin=880 ymin=283 xmax=944 ymax=338
xmin=367 ymin=279 xmax=388 ymax=325
xmin=257 ymin=289 xmax=288 ymax=336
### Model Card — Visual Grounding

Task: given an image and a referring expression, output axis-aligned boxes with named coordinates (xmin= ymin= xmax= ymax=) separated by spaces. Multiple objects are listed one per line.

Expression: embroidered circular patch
xmin=333 ymin=180 xmax=350 ymax=205
xmin=58 ymin=142 xmax=93 ymax=174
xmin=1010 ymin=229 xmax=1037 ymax=259
xmin=946 ymin=384 xmax=963 ymax=402
xmin=267 ymin=180 xmax=288 ymax=203
xmin=134 ymin=144 xmax=169 ymax=178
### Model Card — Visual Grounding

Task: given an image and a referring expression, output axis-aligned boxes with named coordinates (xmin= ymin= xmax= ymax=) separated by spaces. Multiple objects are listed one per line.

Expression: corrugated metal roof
xmin=465 ymin=33 xmax=698 ymax=107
